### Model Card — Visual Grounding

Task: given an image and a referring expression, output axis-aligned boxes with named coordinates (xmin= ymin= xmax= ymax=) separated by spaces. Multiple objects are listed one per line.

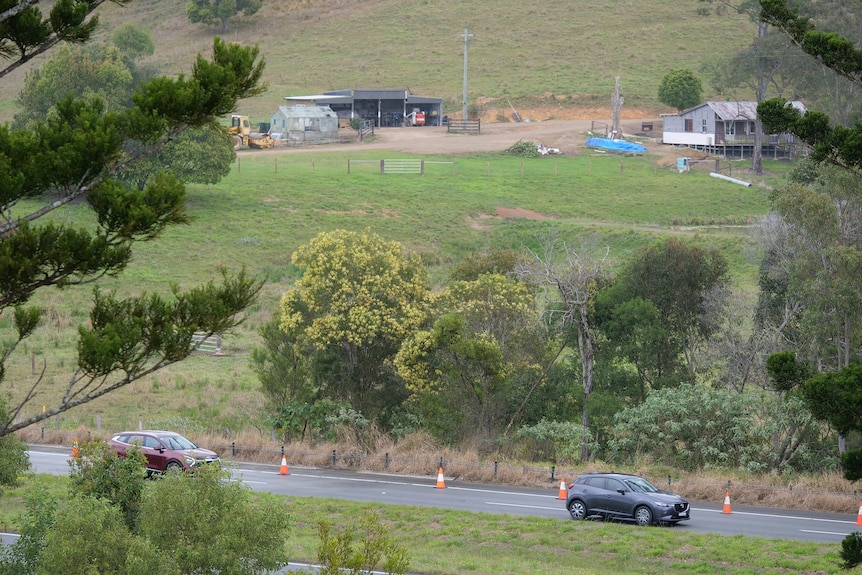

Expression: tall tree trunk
xmin=752 ymin=21 xmax=769 ymax=175
xmin=611 ymin=77 xmax=623 ymax=139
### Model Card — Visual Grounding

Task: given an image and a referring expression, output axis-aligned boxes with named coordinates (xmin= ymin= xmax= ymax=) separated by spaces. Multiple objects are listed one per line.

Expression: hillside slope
xmin=1 ymin=0 xmax=758 ymax=123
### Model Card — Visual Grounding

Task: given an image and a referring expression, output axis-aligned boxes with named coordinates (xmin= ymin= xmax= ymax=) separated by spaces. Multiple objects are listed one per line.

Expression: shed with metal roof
xmin=284 ymin=88 xmax=444 ymax=127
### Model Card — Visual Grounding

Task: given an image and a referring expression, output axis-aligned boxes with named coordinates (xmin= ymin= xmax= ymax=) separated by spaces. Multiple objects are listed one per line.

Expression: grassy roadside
xmin=0 ymin=474 xmax=851 ymax=575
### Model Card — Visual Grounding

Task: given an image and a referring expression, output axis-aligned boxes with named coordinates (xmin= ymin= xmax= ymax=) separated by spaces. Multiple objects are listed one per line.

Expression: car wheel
xmin=165 ymin=461 xmax=183 ymax=473
xmin=567 ymin=499 xmax=588 ymax=521
xmin=634 ymin=506 xmax=653 ymax=526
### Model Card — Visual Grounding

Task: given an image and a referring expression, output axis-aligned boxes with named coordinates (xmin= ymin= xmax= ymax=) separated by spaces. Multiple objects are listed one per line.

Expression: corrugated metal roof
xmin=708 ymin=101 xmax=759 ymax=120
xmin=284 ymin=89 xmax=442 ymax=105
xmin=672 ymin=100 xmax=807 ymax=119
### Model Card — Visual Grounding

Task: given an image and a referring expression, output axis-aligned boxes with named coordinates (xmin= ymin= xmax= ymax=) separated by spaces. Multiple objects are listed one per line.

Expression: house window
xmin=684 ymin=119 xmax=693 ymax=132
xmin=748 ymin=121 xmax=756 ymax=134
xmin=726 ymin=121 xmax=735 ymax=136
xmin=701 ymin=118 xmax=707 ymax=133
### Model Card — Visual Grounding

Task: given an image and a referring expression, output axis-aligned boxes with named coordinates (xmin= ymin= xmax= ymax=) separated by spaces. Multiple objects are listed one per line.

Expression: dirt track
xmin=241 ymin=115 xmax=668 ymax=157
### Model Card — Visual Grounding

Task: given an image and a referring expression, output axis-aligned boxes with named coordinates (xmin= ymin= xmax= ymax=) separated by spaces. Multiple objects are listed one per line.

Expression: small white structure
xmin=269 ymin=105 xmax=339 ymax=145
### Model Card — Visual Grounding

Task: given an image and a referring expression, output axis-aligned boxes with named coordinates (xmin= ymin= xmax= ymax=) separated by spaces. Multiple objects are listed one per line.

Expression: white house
xmin=662 ymin=101 xmax=806 ymax=151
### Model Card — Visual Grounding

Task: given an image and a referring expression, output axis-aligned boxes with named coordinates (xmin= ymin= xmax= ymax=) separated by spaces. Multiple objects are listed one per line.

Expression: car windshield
xmin=162 ymin=435 xmax=197 ymax=450
xmin=624 ymin=478 xmax=660 ymax=493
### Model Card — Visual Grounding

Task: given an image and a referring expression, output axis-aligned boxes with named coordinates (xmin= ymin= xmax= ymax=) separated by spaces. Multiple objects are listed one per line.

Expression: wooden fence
xmin=447 ymin=119 xmax=481 ymax=134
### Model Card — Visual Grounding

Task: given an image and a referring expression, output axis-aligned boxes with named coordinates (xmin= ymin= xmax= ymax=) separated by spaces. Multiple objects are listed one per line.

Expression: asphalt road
xmin=18 ymin=447 xmax=862 ymax=545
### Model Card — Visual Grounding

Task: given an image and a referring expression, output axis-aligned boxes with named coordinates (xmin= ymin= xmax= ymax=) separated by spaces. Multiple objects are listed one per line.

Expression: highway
xmin=20 ymin=447 xmax=862 ymax=544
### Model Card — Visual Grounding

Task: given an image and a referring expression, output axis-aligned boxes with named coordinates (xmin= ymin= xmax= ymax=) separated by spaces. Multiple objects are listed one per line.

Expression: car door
xmin=141 ymin=434 xmax=168 ymax=471
xmin=580 ymin=477 xmax=610 ymax=513
xmin=604 ymin=478 xmax=634 ymax=517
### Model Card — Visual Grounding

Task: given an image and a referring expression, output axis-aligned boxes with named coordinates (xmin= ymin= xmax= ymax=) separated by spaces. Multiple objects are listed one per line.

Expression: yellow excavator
xmin=227 ymin=115 xmax=276 ymax=149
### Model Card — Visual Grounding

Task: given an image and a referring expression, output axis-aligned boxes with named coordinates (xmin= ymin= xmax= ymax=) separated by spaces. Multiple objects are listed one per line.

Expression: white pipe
xmin=709 ymin=172 xmax=751 ymax=187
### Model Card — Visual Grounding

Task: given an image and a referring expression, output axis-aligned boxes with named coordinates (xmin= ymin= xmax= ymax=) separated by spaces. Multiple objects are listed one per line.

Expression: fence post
xmin=332 ymin=450 xmax=338 ymax=467
xmin=439 ymin=456 xmax=444 ymax=469
xmin=494 ymin=461 xmax=498 ymax=478
xmin=420 ymin=160 xmax=424 ymax=175
xmin=380 ymin=159 xmax=385 ymax=174
xmin=385 ymin=453 xmax=389 ymax=469
xmin=551 ymin=465 xmax=556 ymax=481
xmin=348 ymin=159 xmax=351 ymax=174
xmin=231 ymin=442 xmax=236 ymax=457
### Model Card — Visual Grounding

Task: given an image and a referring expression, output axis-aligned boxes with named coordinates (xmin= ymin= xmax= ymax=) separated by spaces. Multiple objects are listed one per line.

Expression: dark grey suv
xmin=565 ymin=472 xmax=690 ymax=526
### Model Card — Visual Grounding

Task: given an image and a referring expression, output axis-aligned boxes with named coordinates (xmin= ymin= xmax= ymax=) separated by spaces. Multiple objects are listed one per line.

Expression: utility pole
xmin=461 ymin=28 xmax=473 ymax=121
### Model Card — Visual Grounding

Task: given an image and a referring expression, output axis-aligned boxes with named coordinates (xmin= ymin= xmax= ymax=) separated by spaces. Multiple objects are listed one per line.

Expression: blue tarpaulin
xmin=586 ymin=137 xmax=646 ymax=154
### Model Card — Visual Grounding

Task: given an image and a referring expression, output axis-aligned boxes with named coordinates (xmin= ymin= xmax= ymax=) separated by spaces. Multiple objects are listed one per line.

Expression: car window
xmin=583 ymin=477 xmax=606 ymax=490
xmin=606 ymin=479 xmax=625 ymax=492
xmin=625 ymin=478 xmax=659 ymax=493
xmin=163 ymin=436 xmax=197 ymax=450
xmin=142 ymin=436 xmax=162 ymax=449
xmin=127 ymin=435 xmax=144 ymax=446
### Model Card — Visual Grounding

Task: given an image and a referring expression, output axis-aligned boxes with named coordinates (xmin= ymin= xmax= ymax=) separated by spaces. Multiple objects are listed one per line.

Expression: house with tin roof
xmin=661 ymin=101 xmax=807 ymax=157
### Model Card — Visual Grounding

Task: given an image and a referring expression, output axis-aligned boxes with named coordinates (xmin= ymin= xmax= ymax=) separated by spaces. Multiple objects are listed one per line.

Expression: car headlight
xmin=653 ymin=501 xmax=671 ymax=508
xmin=184 ymin=456 xmax=196 ymax=467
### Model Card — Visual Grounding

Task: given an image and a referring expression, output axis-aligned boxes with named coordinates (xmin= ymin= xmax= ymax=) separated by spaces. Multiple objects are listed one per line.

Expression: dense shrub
xmin=609 ymin=384 xmax=767 ymax=471
xmin=506 ymin=140 xmax=540 ymax=157
xmin=514 ymin=419 xmax=597 ymax=466
xmin=841 ymin=532 xmax=862 ymax=569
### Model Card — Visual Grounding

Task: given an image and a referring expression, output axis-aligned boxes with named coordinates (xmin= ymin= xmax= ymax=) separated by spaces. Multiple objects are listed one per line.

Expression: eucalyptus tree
xmin=395 ymin=274 xmax=547 ymax=444
xmin=516 ymin=234 xmax=612 ymax=461
xmin=598 ymin=237 xmax=730 ymax=387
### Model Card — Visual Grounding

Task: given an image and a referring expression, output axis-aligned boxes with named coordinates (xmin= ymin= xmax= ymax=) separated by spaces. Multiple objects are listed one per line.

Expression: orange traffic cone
xmin=435 ymin=467 xmax=446 ymax=489
xmin=722 ymin=491 xmax=732 ymax=514
xmin=279 ymin=455 xmax=289 ymax=476
xmin=856 ymin=502 xmax=862 ymax=526
xmin=557 ymin=478 xmax=567 ymax=500
xmin=71 ymin=437 xmax=80 ymax=458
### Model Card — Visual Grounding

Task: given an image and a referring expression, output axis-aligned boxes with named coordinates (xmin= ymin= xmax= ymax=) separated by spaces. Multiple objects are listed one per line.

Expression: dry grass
xmin=19 ymin=426 xmax=861 ymax=515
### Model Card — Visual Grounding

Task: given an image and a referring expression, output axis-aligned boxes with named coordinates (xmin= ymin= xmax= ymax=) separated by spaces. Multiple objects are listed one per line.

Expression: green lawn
xmin=0 ymin=474 xmax=850 ymax=575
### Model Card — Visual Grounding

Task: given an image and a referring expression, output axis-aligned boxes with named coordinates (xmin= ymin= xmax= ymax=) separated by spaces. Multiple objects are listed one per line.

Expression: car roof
xmin=114 ymin=430 xmax=181 ymax=437
xmin=577 ymin=472 xmax=643 ymax=479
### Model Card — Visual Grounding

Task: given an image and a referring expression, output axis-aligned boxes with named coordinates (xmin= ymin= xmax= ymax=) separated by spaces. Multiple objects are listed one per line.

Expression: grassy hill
xmin=0 ymin=0 xmax=759 ymax=122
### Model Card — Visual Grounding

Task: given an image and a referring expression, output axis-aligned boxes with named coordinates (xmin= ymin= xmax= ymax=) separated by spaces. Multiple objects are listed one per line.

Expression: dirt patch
xmin=467 ymin=206 xmax=554 ymax=231
xmin=494 ymin=207 xmax=553 ymax=220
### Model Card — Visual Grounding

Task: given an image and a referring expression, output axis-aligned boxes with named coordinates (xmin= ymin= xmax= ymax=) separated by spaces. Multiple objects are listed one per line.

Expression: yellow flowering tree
xmin=395 ymin=274 xmax=546 ymax=443
xmin=279 ymin=230 xmax=429 ymax=420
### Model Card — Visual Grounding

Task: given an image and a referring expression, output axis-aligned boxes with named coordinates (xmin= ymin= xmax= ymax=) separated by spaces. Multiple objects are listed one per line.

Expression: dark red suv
xmin=108 ymin=430 xmax=219 ymax=473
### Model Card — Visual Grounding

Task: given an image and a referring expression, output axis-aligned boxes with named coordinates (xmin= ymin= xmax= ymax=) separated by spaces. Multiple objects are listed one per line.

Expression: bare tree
xmin=517 ymin=234 xmax=611 ymax=461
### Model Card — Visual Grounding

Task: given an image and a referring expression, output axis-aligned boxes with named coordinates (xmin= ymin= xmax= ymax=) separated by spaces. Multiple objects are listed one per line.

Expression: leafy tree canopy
xmin=657 ymin=68 xmax=703 ymax=112
xmin=187 ymin=0 xmax=262 ymax=33
xmin=279 ymin=229 xmax=429 ymax=419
